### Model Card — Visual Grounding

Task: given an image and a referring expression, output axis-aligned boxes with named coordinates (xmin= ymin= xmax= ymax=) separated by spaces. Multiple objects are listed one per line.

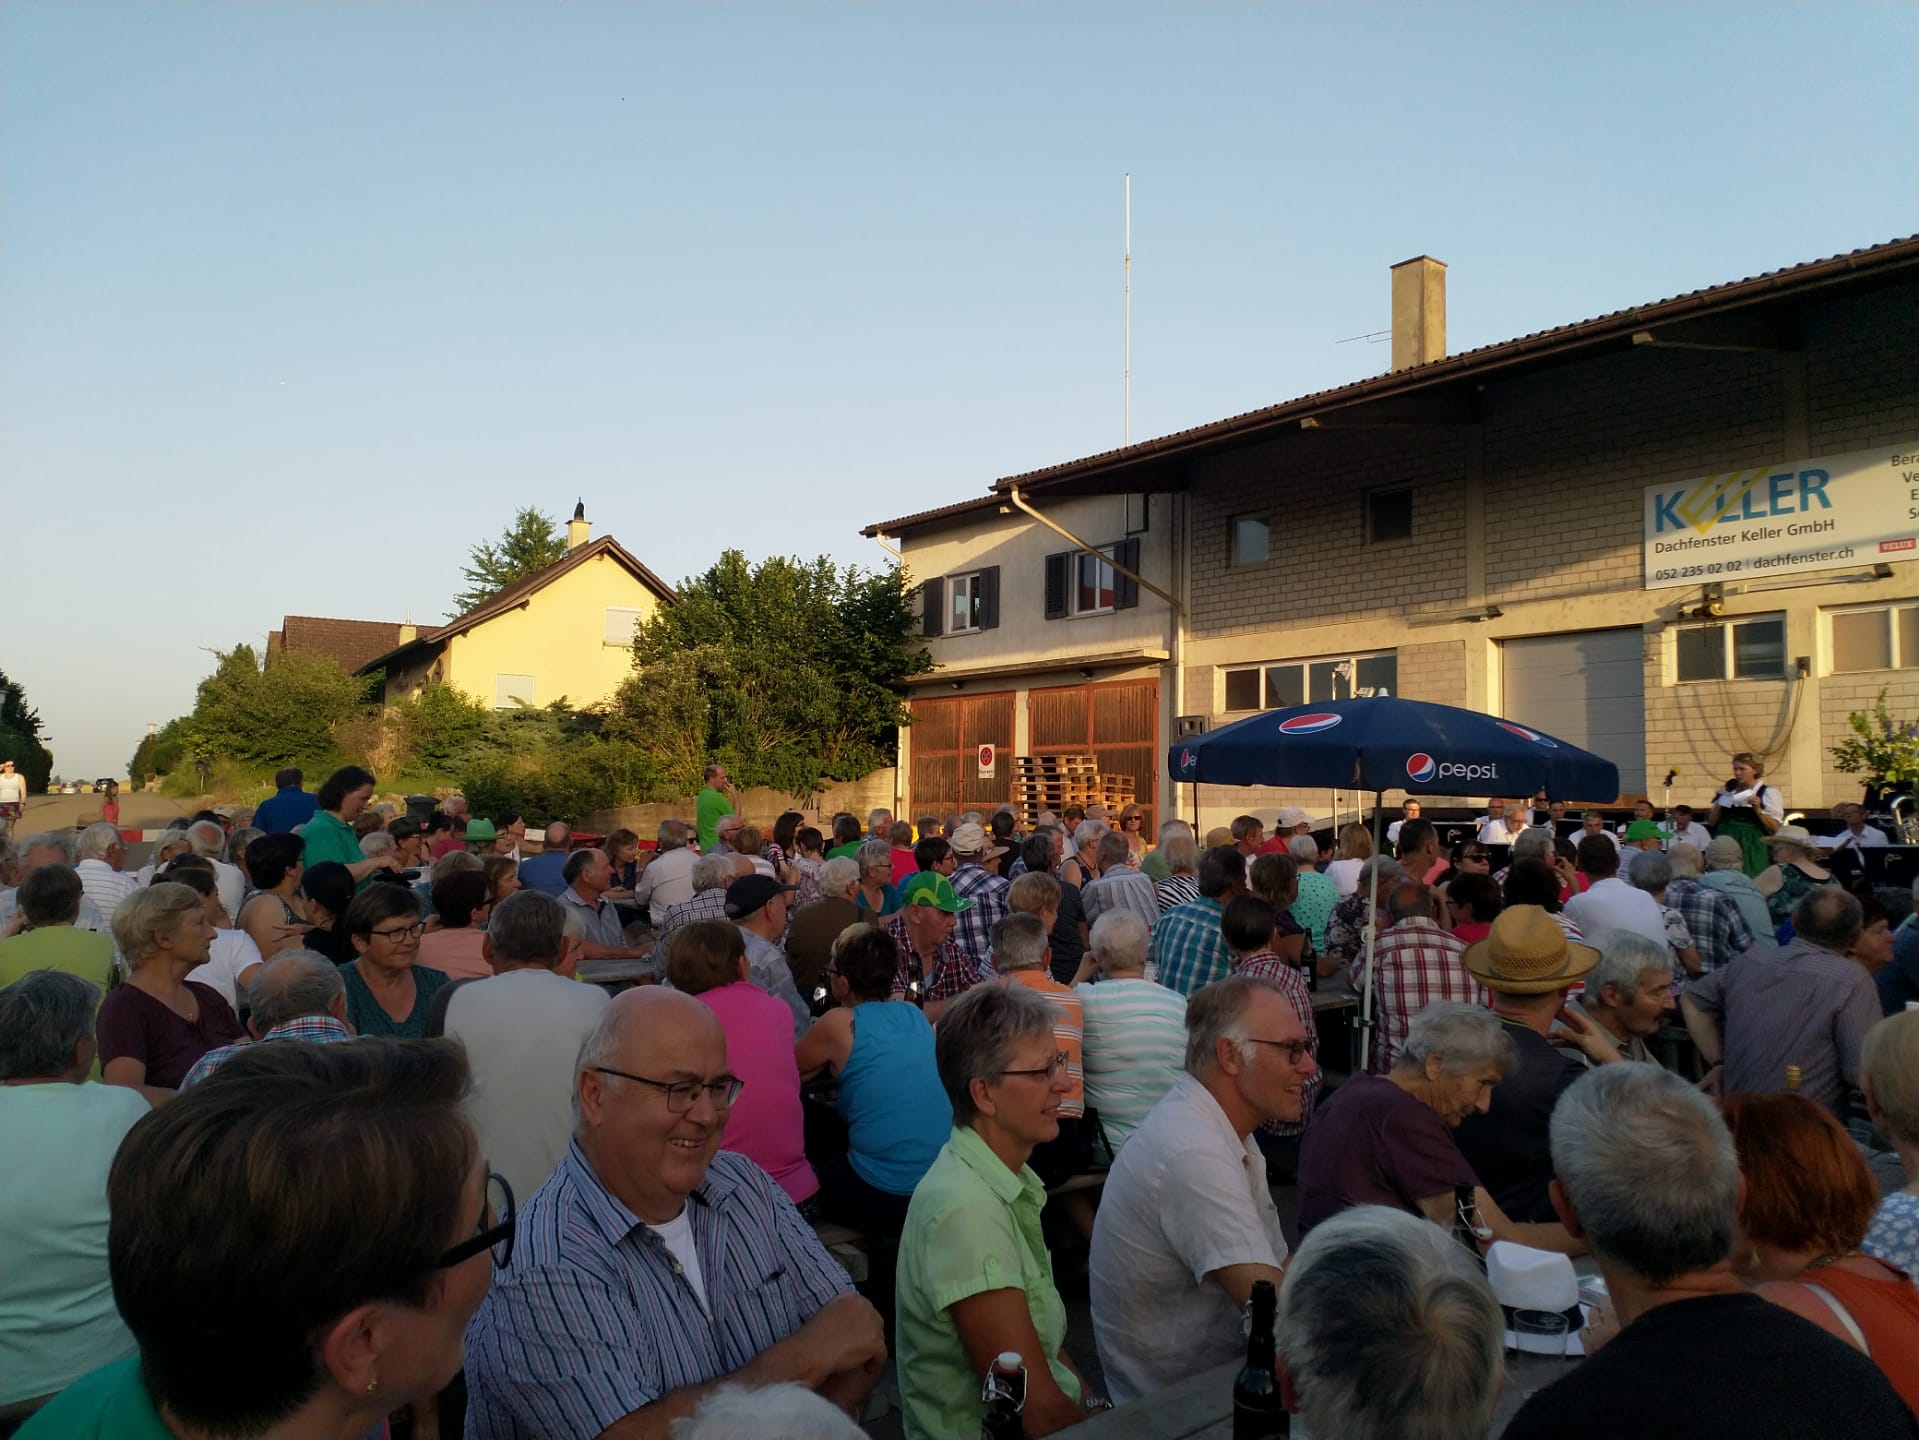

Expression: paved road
xmin=15 ymin=790 xmax=188 ymax=834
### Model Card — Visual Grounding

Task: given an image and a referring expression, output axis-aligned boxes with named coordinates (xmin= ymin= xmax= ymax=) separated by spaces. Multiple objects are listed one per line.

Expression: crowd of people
xmin=0 ymin=754 xmax=1915 ymax=1439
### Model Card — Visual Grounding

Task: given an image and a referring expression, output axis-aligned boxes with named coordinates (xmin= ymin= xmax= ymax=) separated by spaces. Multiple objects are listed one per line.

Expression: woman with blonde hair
xmin=1116 ymin=804 xmax=1148 ymax=860
xmin=98 ymin=883 xmax=245 ymax=1092
xmin=1324 ymin=821 xmax=1375 ymax=898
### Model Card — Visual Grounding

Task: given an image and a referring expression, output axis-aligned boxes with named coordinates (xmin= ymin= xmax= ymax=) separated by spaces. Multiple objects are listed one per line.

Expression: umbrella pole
xmin=1357 ymin=790 xmax=1383 ymax=1074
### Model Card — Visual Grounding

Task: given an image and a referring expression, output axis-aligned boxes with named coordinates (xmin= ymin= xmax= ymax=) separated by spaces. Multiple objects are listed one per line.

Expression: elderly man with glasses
xmin=464 ymin=987 xmax=884 ymax=1440
xmin=1088 ymin=974 xmax=1317 ymax=1405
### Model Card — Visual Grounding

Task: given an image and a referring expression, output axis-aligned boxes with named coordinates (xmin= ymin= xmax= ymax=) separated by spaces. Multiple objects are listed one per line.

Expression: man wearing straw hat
xmin=1454 ymin=906 xmax=1622 ymax=1225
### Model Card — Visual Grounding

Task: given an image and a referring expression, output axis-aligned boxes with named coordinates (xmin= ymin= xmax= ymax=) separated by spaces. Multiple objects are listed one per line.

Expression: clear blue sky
xmin=5 ymin=1 xmax=1914 ymax=777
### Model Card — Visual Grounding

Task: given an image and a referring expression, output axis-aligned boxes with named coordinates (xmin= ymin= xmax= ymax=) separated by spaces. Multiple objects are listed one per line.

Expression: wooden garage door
xmin=1027 ymin=678 xmax=1159 ymax=830
xmin=906 ymin=692 xmax=1015 ymax=819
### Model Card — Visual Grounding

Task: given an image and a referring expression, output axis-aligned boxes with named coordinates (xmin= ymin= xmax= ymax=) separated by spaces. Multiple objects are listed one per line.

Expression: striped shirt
xmin=1004 ymin=969 xmax=1085 ymax=1118
xmin=75 ymin=860 xmax=137 ymax=925
xmin=948 ymin=862 xmax=1009 ymax=970
xmin=464 ymin=1144 xmax=852 ymax=1440
xmin=655 ymin=888 xmax=730 ymax=951
xmin=1354 ymin=917 xmax=1489 ymax=1075
xmin=1076 ymin=977 xmax=1187 ymax=1148
xmin=1081 ymin=868 xmax=1160 ymax=931
xmin=1151 ymin=896 xmax=1232 ymax=996
xmin=1155 ymin=874 xmax=1200 ymax=914
xmin=180 ymin=1015 xmax=352 ymax=1087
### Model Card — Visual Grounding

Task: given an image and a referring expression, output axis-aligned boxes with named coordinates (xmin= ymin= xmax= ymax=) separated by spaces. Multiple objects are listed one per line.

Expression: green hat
xmin=899 ymin=871 xmax=973 ymax=914
xmin=1623 ymin=819 xmax=1669 ymax=842
xmin=464 ymin=818 xmax=498 ymax=841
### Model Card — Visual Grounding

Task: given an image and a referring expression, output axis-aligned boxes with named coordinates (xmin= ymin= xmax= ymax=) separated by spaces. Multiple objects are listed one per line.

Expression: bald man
xmin=465 ymin=989 xmax=885 ymax=1440
xmin=180 ymin=951 xmax=353 ymax=1086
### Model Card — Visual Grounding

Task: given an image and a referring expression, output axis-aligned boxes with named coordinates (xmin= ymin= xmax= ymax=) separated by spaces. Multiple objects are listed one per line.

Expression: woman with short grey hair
xmin=1078 ymin=911 xmax=1187 ymax=1151
xmin=852 ymin=839 xmax=900 ymax=920
xmin=0 ymin=970 xmax=149 ymax=1416
xmin=1297 ymin=1000 xmax=1580 ymax=1253
xmin=1277 ymin=1205 xmax=1502 ymax=1440
xmin=1322 ymin=856 xmax=1407 ymax=974
xmin=894 ymin=981 xmax=1099 ymax=1435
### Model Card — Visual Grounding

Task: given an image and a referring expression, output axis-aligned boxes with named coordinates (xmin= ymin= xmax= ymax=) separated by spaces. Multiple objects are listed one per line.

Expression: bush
xmin=457 ymin=740 xmax=666 ymax=827
xmin=401 ymin=683 xmax=488 ymax=771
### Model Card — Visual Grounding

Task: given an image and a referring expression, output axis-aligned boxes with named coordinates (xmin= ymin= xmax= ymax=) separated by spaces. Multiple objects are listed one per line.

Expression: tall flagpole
xmin=1124 ymin=173 xmax=1132 ymax=446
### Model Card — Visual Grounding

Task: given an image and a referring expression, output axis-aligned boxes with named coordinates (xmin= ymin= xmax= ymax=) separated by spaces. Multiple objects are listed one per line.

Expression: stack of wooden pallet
xmin=1011 ymin=753 xmax=1136 ymax=826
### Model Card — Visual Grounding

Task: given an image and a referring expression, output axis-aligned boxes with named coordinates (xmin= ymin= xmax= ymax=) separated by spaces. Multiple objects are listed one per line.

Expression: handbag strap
xmin=1797 ymin=1280 xmax=1869 ymax=1354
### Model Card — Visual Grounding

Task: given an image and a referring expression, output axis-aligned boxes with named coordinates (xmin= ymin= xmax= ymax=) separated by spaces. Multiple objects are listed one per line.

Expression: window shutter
xmin=1043 ymin=553 xmax=1069 ymax=620
xmin=921 ymin=577 xmax=944 ymax=637
xmin=978 ymin=567 xmax=1001 ymax=630
xmin=1114 ymin=537 xmax=1141 ymax=610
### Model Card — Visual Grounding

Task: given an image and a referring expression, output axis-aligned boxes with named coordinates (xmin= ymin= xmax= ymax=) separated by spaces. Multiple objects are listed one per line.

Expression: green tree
xmin=0 ymin=668 xmax=55 ymax=791
xmin=609 ymin=551 xmax=930 ymax=794
xmin=186 ymin=646 xmax=373 ymax=766
xmin=453 ymin=507 xmax=568 ymax=615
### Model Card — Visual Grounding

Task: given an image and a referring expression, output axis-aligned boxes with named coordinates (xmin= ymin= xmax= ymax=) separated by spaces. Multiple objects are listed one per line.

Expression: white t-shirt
xmin=647 ymin=1206 xmax=709 ymax=1315
xmin=1323 ymin=857 xmax=1365 ymax=897
xmin=1669 ymin=821 xmax=1714 ymax=852
xmin=0 ymin=773 xmax=25 ymax=805
xmin=1563 ymin=877 xmax=1667 ymax=945
xmin=442 ymin=968 xmax=610 ymax=1202
xmin=185 ymin=929 xmax=265 ymax=1008
xmin=635 ymin=847 xmax=700 ymax=925
xmin=1088 ymin=1073 xmax=1289 ymax=1405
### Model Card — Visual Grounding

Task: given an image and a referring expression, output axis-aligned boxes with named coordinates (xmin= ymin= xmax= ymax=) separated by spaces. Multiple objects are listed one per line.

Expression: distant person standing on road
xmin=97 ymin=782 xmax=120 ymax=828
xmin=250 ymin=767 xmax=317 ymax=835
xmin=696 ymin=763 xmax=738 ymax=852
xmin=0 ymin=760 xmax=25 ymax=826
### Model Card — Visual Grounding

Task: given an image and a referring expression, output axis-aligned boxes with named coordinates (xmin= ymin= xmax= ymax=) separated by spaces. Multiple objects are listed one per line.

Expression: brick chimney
xmin=566 ymin=499 xmax=591 ymax=551
xmin=1389 ymin=256 xmax=1446 ymax=371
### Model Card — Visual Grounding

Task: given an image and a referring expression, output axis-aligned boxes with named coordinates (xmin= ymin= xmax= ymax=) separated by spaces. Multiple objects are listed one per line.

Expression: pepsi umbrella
xmin=1167 ymin=696 xmax=1620 ymax=1072
xmin=1168 ymin=696 xmax=1619 ymax=800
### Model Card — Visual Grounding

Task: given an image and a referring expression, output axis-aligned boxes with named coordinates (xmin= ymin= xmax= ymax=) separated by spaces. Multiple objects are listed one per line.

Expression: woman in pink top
xmin=417 ymin=870 xmax=494 ymax=981
xmin=666 ymin=920 xmax=820 ymax=1210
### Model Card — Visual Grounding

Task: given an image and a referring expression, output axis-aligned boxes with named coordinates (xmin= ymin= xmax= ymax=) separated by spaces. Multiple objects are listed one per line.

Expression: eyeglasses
xmin=1245 ymin=1036 xmax=1319 ymax=1065
xmin=370 ymin=921 xmax=427 ymax=940
xmin=1000 ymin=1051 xmax=1071 ymax=1082
xmin=1464 ymin=850 xmax=1491 ymax=862
xmin=593 ymin=1066 xmax=744 ymax=1112
xmin=438 ymin=1172 xmax=515 ymax=1271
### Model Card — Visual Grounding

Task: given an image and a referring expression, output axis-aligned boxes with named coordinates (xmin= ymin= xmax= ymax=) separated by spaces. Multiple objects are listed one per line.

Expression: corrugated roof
xmin=270 ymin=616 xmax=408 ymax=673
xmin=863 ymin=235 xmax=1919 ymax=535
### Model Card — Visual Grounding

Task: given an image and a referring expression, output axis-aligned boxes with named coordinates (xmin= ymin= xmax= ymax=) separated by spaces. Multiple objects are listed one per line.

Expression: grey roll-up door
xmin=1500 ymin=630 xmax=1644 ymax=796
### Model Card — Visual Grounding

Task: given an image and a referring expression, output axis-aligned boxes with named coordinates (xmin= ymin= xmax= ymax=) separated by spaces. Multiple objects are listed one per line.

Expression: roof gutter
xmin=1007 ymin=487 xmax=1181 ymax=613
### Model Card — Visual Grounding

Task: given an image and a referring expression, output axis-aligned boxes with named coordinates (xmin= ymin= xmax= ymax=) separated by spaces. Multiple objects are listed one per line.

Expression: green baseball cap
xmin=1623 ymin=819 xmax=1669 ymax=842
xmin=899 ymin=871 xmax=973 ymax=913
xmin=464 ymin=818 xmax=498 ymax=841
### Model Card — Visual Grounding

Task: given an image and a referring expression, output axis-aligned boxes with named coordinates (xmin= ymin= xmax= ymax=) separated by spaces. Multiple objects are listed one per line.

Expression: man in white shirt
xmin=186 ymin=820 xmax=246 ymax=920
xmin=1385 ymin=799 xmax=1421 ymax=848
xmin=1477 ymin=799 xmax=1529 ymax=846
xmin=1667 ymin=804 xmax=1713 ymax=853
xmin=1088 ymin=973 xmax=1317 ymax=1404
xmin=74 ymin=823 xmax=138 ymax=923
xmin=0 ymin=833 xmax=111 ymax=936
xmin=1827 ymin=803 xmax=1890 ymax=853
xmin=634 ymin=819 xmax=701 ymax=925
xmin=1563 ymin=834 xmax=1667 ymax=944
xmin=432 ymin=889 xmax=609 ymax=1201
xmin=1578 ymin=811 xmax=1622 ymax=853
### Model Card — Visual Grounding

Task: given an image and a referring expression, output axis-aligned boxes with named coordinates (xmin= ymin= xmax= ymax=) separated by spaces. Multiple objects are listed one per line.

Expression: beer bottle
xmin=1232 ymin=1279 xmax=1288 ymax=1438
xmin=1785 ymin=1064 xmax=1802 ymax=1092
xmin=1452 ymin=1182 xmax=1492 ymax=1265
xmin=982 ymin=1351 xmax=1026 ymax=1440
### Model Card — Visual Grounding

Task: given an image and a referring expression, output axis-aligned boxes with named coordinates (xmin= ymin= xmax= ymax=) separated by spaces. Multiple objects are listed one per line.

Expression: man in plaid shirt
xmin=945 ymin=822 xmax=1010 ymax=969
xmin=1664 ymin=854 xmax=1755 ymax=980
xmin=1150 ymin=845 xmax=1247 ymax=995
xmin=1356 ymin=879 xmax=1488 ymax=1074
xmin=885 ymin=872 xmax=995 ymax=1021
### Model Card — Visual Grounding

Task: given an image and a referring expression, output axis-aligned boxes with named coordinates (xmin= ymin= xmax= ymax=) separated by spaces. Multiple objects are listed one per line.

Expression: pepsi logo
xmin=1277 ymin=712 xmax=1343 ymax=735
xmin=1496 ymin=722 xmax=1559 ymax=749
xmin=1406 ymin=753 xmax=1437 ymax=782
xmin=1177 ymin=748 xmax=1195 ymax=770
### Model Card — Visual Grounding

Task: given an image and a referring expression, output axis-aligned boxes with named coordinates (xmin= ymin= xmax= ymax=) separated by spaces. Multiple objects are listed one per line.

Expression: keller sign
xmin=1643 ymin=446 xmax=1918 ymax=590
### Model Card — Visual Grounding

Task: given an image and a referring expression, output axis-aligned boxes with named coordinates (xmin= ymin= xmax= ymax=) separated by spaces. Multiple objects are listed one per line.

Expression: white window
xmin=1231 ymin=516 xmax=1270 ymax=567
xmin=1075 ymin=545 xmax=1117 ymax=616
xmin=493 ymin=674 xmax=537 ymax=710
xmin=603 ymin=606 xmax=646 ymax=647
xmin=1829 ymin=603 xmax=1918 ymax=674
xmin=1222 ymin=651 xmax=1397 ymax=713
xmin=948 ymin=572 xmax=983 ymax=634
xmin=1674 ymin=615 xmax=1787 ymax=682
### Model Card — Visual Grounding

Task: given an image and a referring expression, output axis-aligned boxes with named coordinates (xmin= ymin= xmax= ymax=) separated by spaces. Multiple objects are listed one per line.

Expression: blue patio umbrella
xmin=1168 ymin=696 xmax=1620 ymax=1071
xmin=1168 ymin=696 xmax=1619 ymax=800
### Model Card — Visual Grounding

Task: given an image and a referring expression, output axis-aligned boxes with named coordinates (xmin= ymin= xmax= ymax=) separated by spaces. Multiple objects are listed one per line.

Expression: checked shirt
xmin=1354 ymin=916 xmax=1489 ymax=1074
xmin=948 ymin=862 xmax=1009 ymax=969
xmin=884 ymin=913 xmax=996 ymax=1007
xmin=1151 ymin=896 xmax=1232 ymax=996
xmin=1665 ymin=878 xmax=1754 ymax=979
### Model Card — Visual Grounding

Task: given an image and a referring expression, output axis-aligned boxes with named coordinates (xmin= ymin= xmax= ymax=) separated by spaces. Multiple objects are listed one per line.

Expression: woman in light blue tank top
xmin=796 ymin=925 xmax=950 ymax=1237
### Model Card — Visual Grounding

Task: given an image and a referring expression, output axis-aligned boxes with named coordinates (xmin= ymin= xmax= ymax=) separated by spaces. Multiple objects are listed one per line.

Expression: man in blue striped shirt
xmin=464 ymin=988 xmax=886 ymax=1439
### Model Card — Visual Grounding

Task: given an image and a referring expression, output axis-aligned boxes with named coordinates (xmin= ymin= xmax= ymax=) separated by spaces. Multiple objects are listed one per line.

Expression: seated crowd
xmin=0 ymin=768 xmax=1915 ymax=1439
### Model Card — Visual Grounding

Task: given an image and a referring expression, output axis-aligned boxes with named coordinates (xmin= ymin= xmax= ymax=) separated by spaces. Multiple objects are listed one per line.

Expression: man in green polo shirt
xmin=0 ymin=867 xmax=115 ymax=994
xmin=695 ymin=763 xmax=737 ymax=852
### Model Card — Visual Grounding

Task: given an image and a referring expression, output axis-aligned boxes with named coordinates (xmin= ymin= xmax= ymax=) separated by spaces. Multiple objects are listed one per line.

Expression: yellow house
xmin=360 ymin=505 xmax=677 ymax=709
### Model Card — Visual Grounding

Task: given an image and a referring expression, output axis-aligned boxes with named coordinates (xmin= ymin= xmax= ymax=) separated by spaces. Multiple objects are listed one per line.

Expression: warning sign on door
xmin=977 ymin=744 xmax=997 ymax=779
